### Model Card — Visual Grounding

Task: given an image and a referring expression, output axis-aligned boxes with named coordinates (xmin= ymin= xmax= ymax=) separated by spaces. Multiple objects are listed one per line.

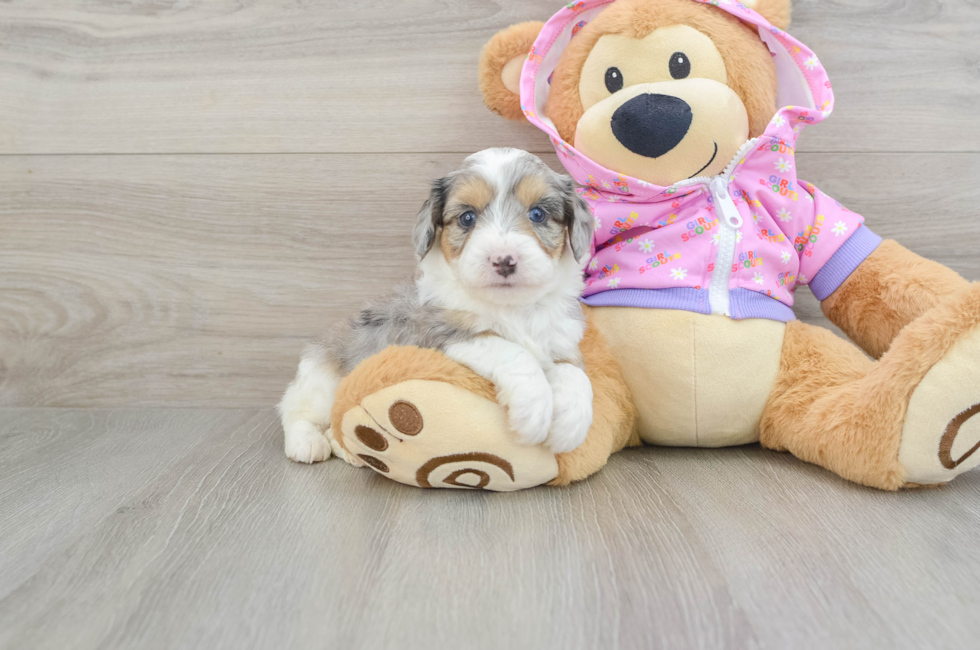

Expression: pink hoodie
xmin=520 ymin=0 xmax=881 ymax=321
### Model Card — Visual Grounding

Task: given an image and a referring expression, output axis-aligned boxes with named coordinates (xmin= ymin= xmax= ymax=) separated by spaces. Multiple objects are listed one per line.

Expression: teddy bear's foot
xmin=327 ymin=321 xmax=638 ymax=491
xmin=337 ymin=379 xmax=559 ymax=491
xmin=899 ymin=325 xmax=980 ymax=485
xmin=761 ymin=283 xmax=980 ymax=490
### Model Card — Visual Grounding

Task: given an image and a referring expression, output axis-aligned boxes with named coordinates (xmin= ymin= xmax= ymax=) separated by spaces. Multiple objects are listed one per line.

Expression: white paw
xmin=545 ymin=364 xmax=593 ymax=453
xmin=500 ymin=376 xmax=554 ymax=446
xmin=284 ymin=420 xmax=332 ymax=463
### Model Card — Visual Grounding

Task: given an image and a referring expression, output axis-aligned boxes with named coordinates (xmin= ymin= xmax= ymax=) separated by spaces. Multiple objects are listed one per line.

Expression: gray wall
xmin=2 ymin=0 xmax=978 ymax=407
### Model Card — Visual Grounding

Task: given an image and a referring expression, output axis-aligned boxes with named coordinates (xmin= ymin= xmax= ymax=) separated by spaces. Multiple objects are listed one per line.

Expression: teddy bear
xmin=325 ymin=0 xmax=980 ymax=492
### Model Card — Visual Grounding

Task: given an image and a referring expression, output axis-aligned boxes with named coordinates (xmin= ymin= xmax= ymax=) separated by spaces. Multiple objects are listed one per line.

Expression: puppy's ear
xmin=478 ymin=22 xmax=545 ymax=122
xmin=559 ymin=178 xmax=595 ymax=263
xmin=744 ymin=0 xmax=791 ymax=30
xmin=413 ymin=177 xmax=448 ymax=260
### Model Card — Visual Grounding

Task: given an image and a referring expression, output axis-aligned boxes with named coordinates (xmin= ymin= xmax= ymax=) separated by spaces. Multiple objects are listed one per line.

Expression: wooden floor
xmin=3 ymin=0 xmax=980 ymax=648
xmin=1 ymin=408 xmax=978 ymax=650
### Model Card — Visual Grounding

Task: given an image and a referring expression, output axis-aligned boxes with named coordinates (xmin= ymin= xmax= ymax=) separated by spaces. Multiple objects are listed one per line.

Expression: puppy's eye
xmin=604 ymin=67 xmax=624 ymax=93
xmin=669 ymin=52 xmax=690 ymax=80
xmin=529 ymin=207 xmax=546 ymax=223
xmin=459 ymin=211 xmax=477 ymax=228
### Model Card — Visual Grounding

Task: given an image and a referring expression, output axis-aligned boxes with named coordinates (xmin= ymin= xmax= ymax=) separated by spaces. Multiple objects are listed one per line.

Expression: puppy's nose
xmin=611 ymin=93 xmax=692 ymax=158
xmin=493 ymin=255 xmax=517 ymax=278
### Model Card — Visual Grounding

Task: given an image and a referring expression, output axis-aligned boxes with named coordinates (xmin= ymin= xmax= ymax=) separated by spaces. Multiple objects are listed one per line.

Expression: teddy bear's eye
xmin=604 ymin=67 xmax=624 ymax=93
xmin=669 ymin=52 xmax=691 ymax=80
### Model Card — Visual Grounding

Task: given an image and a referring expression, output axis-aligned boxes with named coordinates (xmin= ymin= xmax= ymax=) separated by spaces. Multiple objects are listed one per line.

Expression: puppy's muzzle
xmin=493 ymin=255 xmax=517 ymax=278
xmin=611 ymin=93 xmax=692 ymax=158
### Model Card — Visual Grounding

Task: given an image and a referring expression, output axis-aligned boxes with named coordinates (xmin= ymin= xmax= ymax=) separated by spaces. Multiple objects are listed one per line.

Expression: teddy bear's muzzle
xmin=611 ymin=93 xmax=693 ymax=158
xmin=574 ymin=79 xmax=749 ymax=186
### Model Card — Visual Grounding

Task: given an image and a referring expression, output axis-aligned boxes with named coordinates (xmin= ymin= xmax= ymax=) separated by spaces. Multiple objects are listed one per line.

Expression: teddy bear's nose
xmin=611 ymin=93 xmax=693 ymax=158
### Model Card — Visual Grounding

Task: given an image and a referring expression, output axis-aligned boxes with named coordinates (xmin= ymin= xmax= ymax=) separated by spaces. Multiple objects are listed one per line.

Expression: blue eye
xmin=529 ymin=207 xmax=546 ymax=223
xmin=459 ymin=211 xmax=477 ymax=227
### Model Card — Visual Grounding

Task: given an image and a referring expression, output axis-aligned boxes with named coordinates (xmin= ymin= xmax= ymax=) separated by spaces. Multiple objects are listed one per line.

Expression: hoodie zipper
xmin=675 ymin=138 xmax=757 ymax=317
xmin=706 ymin=177 xmax=743 ymax=316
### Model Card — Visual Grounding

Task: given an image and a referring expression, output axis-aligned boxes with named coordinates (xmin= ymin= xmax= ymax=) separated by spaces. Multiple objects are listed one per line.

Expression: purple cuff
xmin=809 ymin=225 xmax=883 ymax=301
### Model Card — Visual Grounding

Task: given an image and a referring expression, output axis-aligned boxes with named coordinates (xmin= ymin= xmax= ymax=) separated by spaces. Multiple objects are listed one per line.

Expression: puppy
xmin=279 ymin=148 xmax=596 ymax=464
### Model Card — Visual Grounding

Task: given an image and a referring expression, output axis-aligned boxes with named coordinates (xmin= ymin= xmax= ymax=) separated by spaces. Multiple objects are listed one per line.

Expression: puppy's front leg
xmin=545 ymin=363 xmax=593 ymax=453
xmin=278 ymin=354 xmax=361 ymax=465
xmin=445 ymin=337 xmax=553 ymax=447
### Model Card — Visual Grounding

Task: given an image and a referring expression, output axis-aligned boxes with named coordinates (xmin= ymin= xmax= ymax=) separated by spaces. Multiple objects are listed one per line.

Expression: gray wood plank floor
xmin=2 ymin=408 xmax=978 ymax=650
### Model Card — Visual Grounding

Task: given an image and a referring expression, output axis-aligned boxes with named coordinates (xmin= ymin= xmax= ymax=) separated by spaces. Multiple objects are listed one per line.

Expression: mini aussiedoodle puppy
xmin=279 ymin=148 xmax=596 ymax=464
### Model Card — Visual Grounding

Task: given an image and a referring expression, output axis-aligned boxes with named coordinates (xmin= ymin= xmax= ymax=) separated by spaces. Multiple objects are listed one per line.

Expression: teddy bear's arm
xmin=820 ymin=240 xmax=969 ymax=359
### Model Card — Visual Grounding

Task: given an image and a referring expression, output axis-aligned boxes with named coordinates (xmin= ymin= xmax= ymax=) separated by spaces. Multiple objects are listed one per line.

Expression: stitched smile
xmin=688 ymin=142 xmax=719 ymax=179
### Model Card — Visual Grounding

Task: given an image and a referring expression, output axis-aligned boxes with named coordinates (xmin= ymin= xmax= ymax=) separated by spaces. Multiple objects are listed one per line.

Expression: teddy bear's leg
xmin=761 ymin=283 xmax=980 ymax=489
xmin=821 ymin=240 xmax=969 ymax=359
xmin=329 ymin=319 xmax=637 ymax=491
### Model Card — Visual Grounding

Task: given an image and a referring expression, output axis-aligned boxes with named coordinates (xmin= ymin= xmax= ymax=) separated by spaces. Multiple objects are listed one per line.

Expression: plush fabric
xmin=513 ymin=0 xmax=880 ymax=315
xmin=744 ymin=0 xmax=792 ymax=31
xmin=544 ymin=0 xmax=778 ymax=144
xmin=321 ymin=0 xmax=980 ymax=492
xmin=332 ymin=316 xmax=638 ymax=490
xmin=820 ymin=239 xmax=970 ymax=359
xmin=588 ymin=308 xmax=784 ymax=447
xmin=478 ymin=21 xmax=545 ymax=122
xmin=474 ymin=0 xmax=977 ymax=490
xmin=762 ymin=284 xmax=980 ymax=490
xmin=761 ymin=320 xmax=901 ymax=489
xmin=551 ymin=311 xmax=641 ymax=485
xmin=901 ymin=325 xmax=980 ymax=484
xmin=340 ymin=379 xmax=561 ymax=491
xmin=331 ymin=344 xmax=497 ymax=448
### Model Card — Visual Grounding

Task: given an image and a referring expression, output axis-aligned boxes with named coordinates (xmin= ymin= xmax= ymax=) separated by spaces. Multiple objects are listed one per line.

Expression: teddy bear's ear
xmin=744 ymin=0 xmax=792 ymax=30
xmin=478 ymin=22 xmax=545 ymax=122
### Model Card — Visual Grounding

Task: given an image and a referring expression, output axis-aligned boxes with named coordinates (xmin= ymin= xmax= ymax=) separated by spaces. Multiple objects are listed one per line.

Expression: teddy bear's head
xmin=480 ymin=0 xmax=792 ymax=186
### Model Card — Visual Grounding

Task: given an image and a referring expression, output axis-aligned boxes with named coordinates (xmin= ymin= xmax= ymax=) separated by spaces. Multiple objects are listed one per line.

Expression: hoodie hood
xmin=519 ymin=0 xmax=834 ymax=201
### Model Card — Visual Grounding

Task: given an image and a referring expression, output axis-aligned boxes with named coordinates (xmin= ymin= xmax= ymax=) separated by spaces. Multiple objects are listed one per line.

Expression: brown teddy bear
xmin=328 ymin=0 xmax=980 ymax=491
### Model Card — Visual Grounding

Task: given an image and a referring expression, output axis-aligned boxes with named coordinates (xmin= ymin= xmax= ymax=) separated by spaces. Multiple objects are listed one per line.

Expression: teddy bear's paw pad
xmin=339 ymin=379 xmax=558 ymax=492
xmin=900 ymin=325 xmax=980 ymax=485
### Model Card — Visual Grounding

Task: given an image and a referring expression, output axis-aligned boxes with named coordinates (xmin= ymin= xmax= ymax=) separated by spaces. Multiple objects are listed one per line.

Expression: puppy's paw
xmin=327 ymin=427 xmax=365 ymax=467
xmin=284 ymin=420 xmax=332 ymax=464
xmin=546 ymin=364 xmax=594 ymax=453
xmin=500 ymin=376 xmax=554 ymax=446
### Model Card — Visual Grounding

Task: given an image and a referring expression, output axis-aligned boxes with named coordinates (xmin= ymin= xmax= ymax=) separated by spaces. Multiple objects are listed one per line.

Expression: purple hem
xmin=729 ymin=288 xmax=796 ymax=322
xmin=580 ymin=287 xmax=711 ymax=313
xmin=809 ymin=226 xmax=883 ymax=301
xmin=580 ymin=288 xmax=796 ymax=322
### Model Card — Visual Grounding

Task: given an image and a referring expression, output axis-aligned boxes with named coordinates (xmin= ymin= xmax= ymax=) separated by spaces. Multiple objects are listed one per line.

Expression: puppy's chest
xmin=478 ymin=310 xmax=584 ymax=364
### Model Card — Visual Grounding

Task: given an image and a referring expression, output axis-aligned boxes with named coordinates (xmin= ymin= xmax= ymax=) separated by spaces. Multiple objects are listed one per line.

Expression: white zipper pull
xmin=710 ymin=177 xmax=743 ymax=229
xmin=706 ymin=176 xmax=743 ymax=317
xmin=709 ymin=176 xmax=728 ymax=199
